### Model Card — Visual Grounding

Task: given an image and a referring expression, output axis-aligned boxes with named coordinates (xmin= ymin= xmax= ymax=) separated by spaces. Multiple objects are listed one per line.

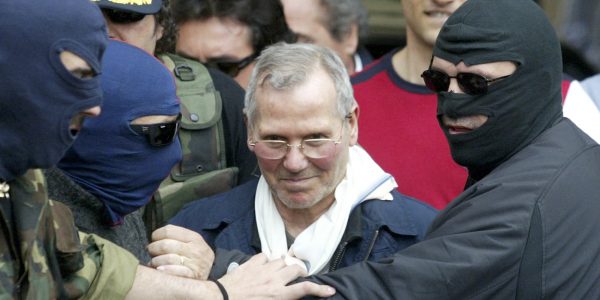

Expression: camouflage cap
xmin=92 ymin=0 xmax=162 ymax=14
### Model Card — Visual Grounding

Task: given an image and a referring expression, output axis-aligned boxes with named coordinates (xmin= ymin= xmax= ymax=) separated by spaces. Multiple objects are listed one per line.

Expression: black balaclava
xmin=434 ymin=0 xmax=563 ymax=181
xmin=0 ymin=0 xmax=108 ymax=181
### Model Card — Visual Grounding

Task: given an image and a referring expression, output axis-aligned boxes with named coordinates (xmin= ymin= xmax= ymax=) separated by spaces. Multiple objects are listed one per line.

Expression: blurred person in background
xmin=94 ymin=0 xmax=258 ymax=184
xmin=281 ymin=0 xmax=372 ymax=75
xmin=558 ymin=0 xmax=600 ymax=73
xmin=348 ymin=0 xmax=468 ymax=210
xmin=171 ymin=0 xmax=296 ymax=88
xmin=582 ymin=74 xmax=600 ymax=109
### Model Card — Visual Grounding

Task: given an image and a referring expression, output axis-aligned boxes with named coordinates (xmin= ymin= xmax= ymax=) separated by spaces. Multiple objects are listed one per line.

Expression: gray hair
xmin=244 ymin=43 xmax=356 ymax=128
xmin=319 ymin=0 xmax=369 ymax=42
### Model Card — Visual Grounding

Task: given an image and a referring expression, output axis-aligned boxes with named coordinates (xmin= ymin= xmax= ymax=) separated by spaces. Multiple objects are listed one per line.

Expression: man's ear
xmin=348 ymin=104 xmax=359 ymax=146
xmin=338 ymin=24 xmax=359 ymax=58
xmin=154 ymin=16 xmax=164 ymax=40
xmin=338 ymin=25 xmax=359 ymax=73
xmin=244 ymin=112 xmax=254 ymax=151
xmin=243 ymin=114 xmax=253 ymax=150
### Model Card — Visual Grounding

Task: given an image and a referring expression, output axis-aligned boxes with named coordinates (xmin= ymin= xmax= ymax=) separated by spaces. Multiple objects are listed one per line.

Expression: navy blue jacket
xmin=170 ymin=179 xmax=437 ymax=274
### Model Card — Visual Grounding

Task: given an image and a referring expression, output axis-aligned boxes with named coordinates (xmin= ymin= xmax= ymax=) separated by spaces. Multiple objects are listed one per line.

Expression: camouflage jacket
xmin=0 ymin=169 xmax=138 ymax=299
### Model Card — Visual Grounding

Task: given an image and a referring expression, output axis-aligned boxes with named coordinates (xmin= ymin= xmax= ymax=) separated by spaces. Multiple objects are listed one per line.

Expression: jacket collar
xmin=250 ymin=198 xmax=422 ymax=250
xmin=249 ymin=207 xmax=364 ymax=251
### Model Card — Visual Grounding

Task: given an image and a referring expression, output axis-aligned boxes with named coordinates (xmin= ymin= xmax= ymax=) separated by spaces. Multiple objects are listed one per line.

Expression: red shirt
xmin=352 ymin=50 xmax=467 ymax=209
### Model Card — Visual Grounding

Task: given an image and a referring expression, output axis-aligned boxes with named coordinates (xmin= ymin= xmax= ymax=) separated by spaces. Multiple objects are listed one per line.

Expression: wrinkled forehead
xmin=255 ymin=85 xmax=338 ymax=119
xmin=252 ymin=76 xmax=340 ymax=129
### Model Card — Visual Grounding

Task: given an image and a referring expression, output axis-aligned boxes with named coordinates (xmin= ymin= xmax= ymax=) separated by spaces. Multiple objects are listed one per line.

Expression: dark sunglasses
xmin=130 ymin=114 xmax=181 ymax=147
xmin=421 ymin=69 xmax=511 ymax=95
xmin=205 ymin=53 xmax=258 ymax=77
xmin=102 ymin=9 xmax=146 ymax=24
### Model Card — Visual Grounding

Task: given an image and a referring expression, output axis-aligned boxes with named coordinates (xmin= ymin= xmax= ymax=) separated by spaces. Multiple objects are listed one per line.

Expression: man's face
xmin=403 ymin=0 xmax=467 ymax=47
xmin=431 ymin=57 xmax=517 ymax=134
xmin=103 ymin=12 xmax=162 ymax=54
xmin=281 ymin=0 xmax=357 ymax=74
xmin=59 ymin=51 xmax=102 ymax=135
xmin=176 ymin=17 xmax=255 ymax=88
xmin=248 ymin=68 xmax=358 ymax=213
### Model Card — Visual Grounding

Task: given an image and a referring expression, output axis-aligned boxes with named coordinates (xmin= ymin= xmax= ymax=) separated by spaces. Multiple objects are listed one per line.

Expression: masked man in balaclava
xmin=0 ymin=0 xmax=142 ymax=298
xmin=0 ymin=0 xmax=336 ymax=298
xmin=305 ymin=0 xmax=600 ymax=298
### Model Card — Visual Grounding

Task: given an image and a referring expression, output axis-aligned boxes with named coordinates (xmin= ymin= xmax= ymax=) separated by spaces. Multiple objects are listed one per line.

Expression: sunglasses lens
xmin=422 ymin=69 xmax=450 ymax=93
xmin=457 ymin=73 xmax=488 ymax=95
xmin=215 ymin=62 xmax=240 ymax=77
xmin=147 ymin=122 xmax=178 ymax=146
xmin=205 ymin=53 xmax=257 ymax=77
xmin=103 ymin=9 xmax=145 ymax=24
xmin=130 ymin=115 xmax=180 ymax=147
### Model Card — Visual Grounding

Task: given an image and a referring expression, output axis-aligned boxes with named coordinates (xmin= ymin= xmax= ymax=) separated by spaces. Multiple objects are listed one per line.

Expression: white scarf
xmin=255 ymin=145 xmax=397 ymax=274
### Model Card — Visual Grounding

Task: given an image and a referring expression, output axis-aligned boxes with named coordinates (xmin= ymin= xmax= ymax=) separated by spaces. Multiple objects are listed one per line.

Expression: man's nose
xmin=282 ymin=144 xmax=309 ymax=172
xmin=448 ymin=78 xmax=464 ymax=94
xmin=83 ymin=105 xmax=101 ymax=117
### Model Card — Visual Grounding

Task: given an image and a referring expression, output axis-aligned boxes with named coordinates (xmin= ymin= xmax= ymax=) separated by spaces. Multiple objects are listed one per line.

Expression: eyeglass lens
xmin=146 ymin=122 xmax=179 ymax=146
xmin=422 ymin=68 xmax=513 ymax=95
xmin=250 ymin=118 xmax=348 ymax=160
xmin=421 ymin=69 xmax=493 ymax=95
xmin=130 ymin=115 xmax=181 ymax=147
xmin=252 ymin=139 xmax=338 ymax=160
xmin=205 ymin=53 xmax=257 ymax=77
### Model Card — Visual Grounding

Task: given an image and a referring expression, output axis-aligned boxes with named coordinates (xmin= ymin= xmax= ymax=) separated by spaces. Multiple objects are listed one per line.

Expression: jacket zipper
xmin=329 ymin=229 xmax=381 ymax=271
xmin=363 ymin=229 xmax=380 ymax=261
xmin=329 ymin=241 xmax=349 ymax=272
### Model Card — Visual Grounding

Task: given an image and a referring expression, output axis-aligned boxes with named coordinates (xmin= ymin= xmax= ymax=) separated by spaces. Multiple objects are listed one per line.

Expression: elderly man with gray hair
xmin=157 ymin=42 xmax=436 ymax=285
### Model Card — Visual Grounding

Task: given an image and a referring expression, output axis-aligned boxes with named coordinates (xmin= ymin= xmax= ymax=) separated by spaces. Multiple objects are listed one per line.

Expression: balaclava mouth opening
xmin=0 ymin=0 xmax=108 ymax=181
xmin=58 ymin=40 xmax=182 ymax=225
xmin=433 ymin=0 xmax=563 ymax=181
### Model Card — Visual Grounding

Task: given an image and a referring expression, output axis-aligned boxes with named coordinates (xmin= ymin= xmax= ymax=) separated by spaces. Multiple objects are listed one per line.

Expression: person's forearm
xmin=125 ymin=265 xmax=222 ymax=300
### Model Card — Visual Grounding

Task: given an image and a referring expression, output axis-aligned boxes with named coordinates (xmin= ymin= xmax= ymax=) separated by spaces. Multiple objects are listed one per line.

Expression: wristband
xmin=210 ymin=279 xmax=229 ymax=300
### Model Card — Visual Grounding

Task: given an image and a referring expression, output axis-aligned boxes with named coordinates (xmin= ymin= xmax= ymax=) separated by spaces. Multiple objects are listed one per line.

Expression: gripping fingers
xmin=285 ymin=281 xmax=336 ymax=299
xmin=152 ymin=224 xmax=204 ymax=243
xmin=156 ymin=264 xmax=195 ymax=279
xmin=275 ymin=264 xmax=308 ymax=284
xmin=234 ymin=253 xmax=269 ymax=271
xmin=150 ymin=253 xmax=184 ymax=268
xmin=147 ymin=238 xmax=183 ymax=257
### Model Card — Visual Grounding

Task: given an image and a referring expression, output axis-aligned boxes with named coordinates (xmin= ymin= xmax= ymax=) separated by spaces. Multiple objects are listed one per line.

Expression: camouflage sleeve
xmin=77 ymin=232 xmax=139 ymax=299
xmin=49 ymin=199 xmax=138 ymax=299
xmin=5 ymin=170 xmax=139 ymax=299
xmin=47 ymin=199 xmax=138 ymax=299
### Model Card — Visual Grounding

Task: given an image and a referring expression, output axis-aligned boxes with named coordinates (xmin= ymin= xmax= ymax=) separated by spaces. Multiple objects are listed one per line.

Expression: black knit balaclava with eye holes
xmin=433 ymin=0 xmax=563 ymax=181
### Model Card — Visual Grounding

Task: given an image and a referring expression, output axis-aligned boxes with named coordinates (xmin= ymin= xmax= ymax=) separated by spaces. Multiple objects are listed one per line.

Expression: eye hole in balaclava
xmin=49 ymin=39 xmax=106 ymax=141
xmin=58 ymin=50 xmax=102 ymax=137
xmin=59 ymin=51 xmax=98 ymax=80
